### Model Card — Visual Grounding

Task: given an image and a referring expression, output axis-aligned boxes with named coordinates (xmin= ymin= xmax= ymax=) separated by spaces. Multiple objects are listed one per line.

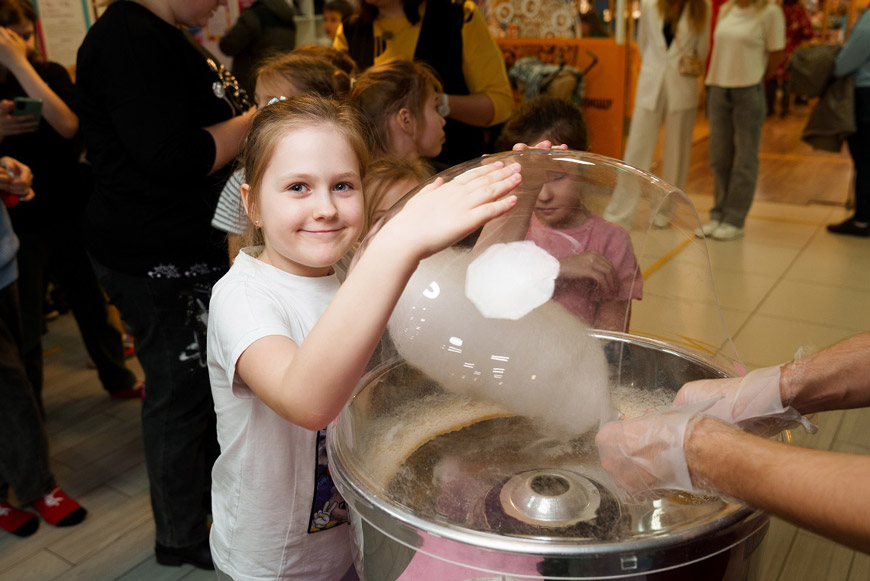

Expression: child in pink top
xmin=498 ymin=96 xmax=643 ymax=331
xmin=526 ymin=208 xmax=643 ymax=331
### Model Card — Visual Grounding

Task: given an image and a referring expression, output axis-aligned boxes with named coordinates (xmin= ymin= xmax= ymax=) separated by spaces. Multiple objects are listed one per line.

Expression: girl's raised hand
xmin=383 ymin=161 xmax=522 ymax=260
xmin=0 ymin=28 xmax=29 ymax=70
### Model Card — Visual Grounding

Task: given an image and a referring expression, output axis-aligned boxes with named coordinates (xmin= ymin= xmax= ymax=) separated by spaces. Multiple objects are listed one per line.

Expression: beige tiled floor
xmin=628 ymin=193 xmax=870 ymax=579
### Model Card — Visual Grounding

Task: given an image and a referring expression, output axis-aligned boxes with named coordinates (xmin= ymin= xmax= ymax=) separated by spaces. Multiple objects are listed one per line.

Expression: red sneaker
xmin=122 ymin=333 xmax=135 ymax=358
xmin=0 ymin=501 xmax=39 ymax=537
xmin=31 ymin=487 xmax=87 ymax=527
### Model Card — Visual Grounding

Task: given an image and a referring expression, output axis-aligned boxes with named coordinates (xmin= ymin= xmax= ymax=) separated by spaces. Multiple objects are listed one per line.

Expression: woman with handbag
xmin=603 ymin=0 xmax=711 ymax=229
xmin=696 ymin=0 xmax=785 ymax=241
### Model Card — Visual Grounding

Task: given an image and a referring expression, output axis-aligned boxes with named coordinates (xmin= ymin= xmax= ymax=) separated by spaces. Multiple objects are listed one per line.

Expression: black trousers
xmin=0 ymin=281 xmax=55 ymax=504
xmin=15 ymin=224 xmax=136 ymax=415
xmin=90 ymin=257 xmax=222 ymax=548
xmin=848 ymin=86 xmax=870 ymax=223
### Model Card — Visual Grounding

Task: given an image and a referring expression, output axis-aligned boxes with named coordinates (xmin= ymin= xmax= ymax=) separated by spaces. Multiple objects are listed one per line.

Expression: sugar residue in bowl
xmin=610 ymin=385 xmax=675 ymax=419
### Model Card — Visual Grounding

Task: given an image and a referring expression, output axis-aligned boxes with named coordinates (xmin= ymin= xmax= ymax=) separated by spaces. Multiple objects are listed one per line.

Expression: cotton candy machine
xmin=328 ymin=151 xmax=767 ymax=580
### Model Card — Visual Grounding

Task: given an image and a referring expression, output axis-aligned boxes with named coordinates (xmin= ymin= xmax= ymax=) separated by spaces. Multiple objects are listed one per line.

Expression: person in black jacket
xmin=219 ymin=0 xmax=297 ymax=95
xmin=76 ymin=0 xmax=253 ymax=570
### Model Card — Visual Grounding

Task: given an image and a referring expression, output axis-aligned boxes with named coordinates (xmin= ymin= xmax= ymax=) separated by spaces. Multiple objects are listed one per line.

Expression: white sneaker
xmin=711 ymin=223 xmax=744 ymax=241
xmin=694 ymin=220 xmax=720 ymax=238
xmin=651 ymin=213 xmax=671 ymax=228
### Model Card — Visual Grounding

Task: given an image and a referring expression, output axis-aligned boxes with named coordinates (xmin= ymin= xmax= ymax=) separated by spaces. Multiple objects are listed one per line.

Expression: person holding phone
xmin=0 ymin=0 xmax=143 ymax=415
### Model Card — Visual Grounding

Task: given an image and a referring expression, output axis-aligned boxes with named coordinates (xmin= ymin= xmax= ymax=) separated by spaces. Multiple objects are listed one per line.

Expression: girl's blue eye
xmin=335 ymin=182 xmax=353 ymax=192
xmin=288 ymin=183 xmax=305 ymax=192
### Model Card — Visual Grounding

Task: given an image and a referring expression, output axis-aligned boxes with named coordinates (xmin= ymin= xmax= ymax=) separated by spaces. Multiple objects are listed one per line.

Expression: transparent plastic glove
xmin=595 ymin=400 xmax=716 ymax=503
xmin=674 ymin=365 xmax=816 ymax=437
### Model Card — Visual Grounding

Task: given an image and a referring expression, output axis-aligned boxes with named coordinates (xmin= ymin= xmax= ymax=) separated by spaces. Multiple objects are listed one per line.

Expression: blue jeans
xmin=0 ymin=281 xmax=55 ymax=505
xmin=707 ymin=84 xmax=767 ymax=228
xmin=90 ymin=258 xmax=224 ymax=548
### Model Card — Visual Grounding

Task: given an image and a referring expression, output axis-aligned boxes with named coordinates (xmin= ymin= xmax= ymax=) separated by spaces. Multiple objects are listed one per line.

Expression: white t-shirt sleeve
xmin=209 ymin=280 xmax=301 ymax=397
xmin=763 ymin=4 xmax=786 ymax=52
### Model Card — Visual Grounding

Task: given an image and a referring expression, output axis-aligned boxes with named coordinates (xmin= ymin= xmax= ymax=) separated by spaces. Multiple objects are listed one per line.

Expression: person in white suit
xmin=604 ymin=0 xmax=710 ymax=229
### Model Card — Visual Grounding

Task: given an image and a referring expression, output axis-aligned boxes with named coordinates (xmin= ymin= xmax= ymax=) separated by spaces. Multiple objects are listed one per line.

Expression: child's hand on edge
xmin=512 ymin=140 xmax=569 ymax=151
xmin=383 ymin=161 xmax=522 ymax=259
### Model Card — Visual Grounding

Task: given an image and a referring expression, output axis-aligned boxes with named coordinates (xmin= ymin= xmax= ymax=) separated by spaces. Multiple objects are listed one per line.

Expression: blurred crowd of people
xmin=1 ymin=0 xmax=868 ymax=579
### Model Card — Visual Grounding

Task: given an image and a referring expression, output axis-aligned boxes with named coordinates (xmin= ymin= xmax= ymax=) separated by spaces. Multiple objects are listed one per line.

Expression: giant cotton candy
xmin=388 ymin=247 xmax=611 ymax=436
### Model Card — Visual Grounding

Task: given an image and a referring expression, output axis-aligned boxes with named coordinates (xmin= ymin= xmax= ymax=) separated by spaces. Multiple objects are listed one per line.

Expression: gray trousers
xmin=707 ymin=84 xmax=767 ymax=228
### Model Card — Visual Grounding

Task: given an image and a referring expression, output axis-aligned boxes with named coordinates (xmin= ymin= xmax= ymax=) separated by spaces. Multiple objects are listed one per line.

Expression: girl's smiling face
xmin=245 ymin=125 xmax=364 ymax=277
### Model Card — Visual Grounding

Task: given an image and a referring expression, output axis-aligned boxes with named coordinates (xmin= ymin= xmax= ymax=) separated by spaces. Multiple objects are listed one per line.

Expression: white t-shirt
xmin=207 ymin=248 xmax=353 ymax=581
xmin=705 ymin=2 xmax=785 ymax=88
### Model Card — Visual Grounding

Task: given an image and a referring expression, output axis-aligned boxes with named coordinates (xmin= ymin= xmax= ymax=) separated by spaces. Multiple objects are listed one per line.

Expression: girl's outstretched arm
xmin=236 ymin=162 xmax=522 ymax=430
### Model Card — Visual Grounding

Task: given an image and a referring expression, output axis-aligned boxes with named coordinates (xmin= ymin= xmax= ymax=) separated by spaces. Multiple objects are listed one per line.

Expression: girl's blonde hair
xmin=657 ymin=0 xmax=708 ymax=33
xmin=350 ymin=59 xmax=443 ymax=158
xmin=290 ymin=44 xmax=359 ymax=78
xmin=241 ymin=95 xmax=372 ymax=248
xmin=362 ymin=157 xmax=435 ymax=235
xmin=254 ymin=52 xmax=353 ymax=102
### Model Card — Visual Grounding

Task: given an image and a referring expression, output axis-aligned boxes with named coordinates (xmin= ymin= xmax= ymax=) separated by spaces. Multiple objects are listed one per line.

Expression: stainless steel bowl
xmin=328 ymin=332 xmax=768 ymax=580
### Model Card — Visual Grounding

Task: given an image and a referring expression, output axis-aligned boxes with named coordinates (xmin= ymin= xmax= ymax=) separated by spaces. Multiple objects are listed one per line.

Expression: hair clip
xmin=266 ymin=96 xmax=287 ymax=106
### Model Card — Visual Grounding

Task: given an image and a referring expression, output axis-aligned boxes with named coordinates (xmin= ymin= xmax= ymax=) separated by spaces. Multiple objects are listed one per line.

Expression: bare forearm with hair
xmin=447 ymin=93 xmax=495 ymax=127
xmin=686 ymin=417 xmax=870 ymax=553
xmin=780 ymin=332 xmax=870 ymax=414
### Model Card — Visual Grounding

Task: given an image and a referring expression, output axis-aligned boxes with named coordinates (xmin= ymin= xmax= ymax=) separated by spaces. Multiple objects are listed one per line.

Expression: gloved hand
xmin=595 ymin=400 xmax=716 ymax=502
xmin=673 ymin=365 xmax=816 ymax=437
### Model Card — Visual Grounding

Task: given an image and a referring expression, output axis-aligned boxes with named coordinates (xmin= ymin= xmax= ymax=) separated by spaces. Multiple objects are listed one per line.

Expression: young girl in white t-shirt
xmin=205 ymin=95 xmax=522 ymax=581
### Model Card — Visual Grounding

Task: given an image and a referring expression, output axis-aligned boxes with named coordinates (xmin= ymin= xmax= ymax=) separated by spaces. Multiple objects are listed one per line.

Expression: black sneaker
xmin=827 ymin=218 xmax=870 ymax=237
xmin=155 ymin=539 xmax=214 ymax=570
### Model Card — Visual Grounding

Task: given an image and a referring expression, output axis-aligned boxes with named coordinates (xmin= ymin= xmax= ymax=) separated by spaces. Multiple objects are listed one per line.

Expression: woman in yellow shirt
xmin=334 ymin=0 xmax=513 ymax=165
